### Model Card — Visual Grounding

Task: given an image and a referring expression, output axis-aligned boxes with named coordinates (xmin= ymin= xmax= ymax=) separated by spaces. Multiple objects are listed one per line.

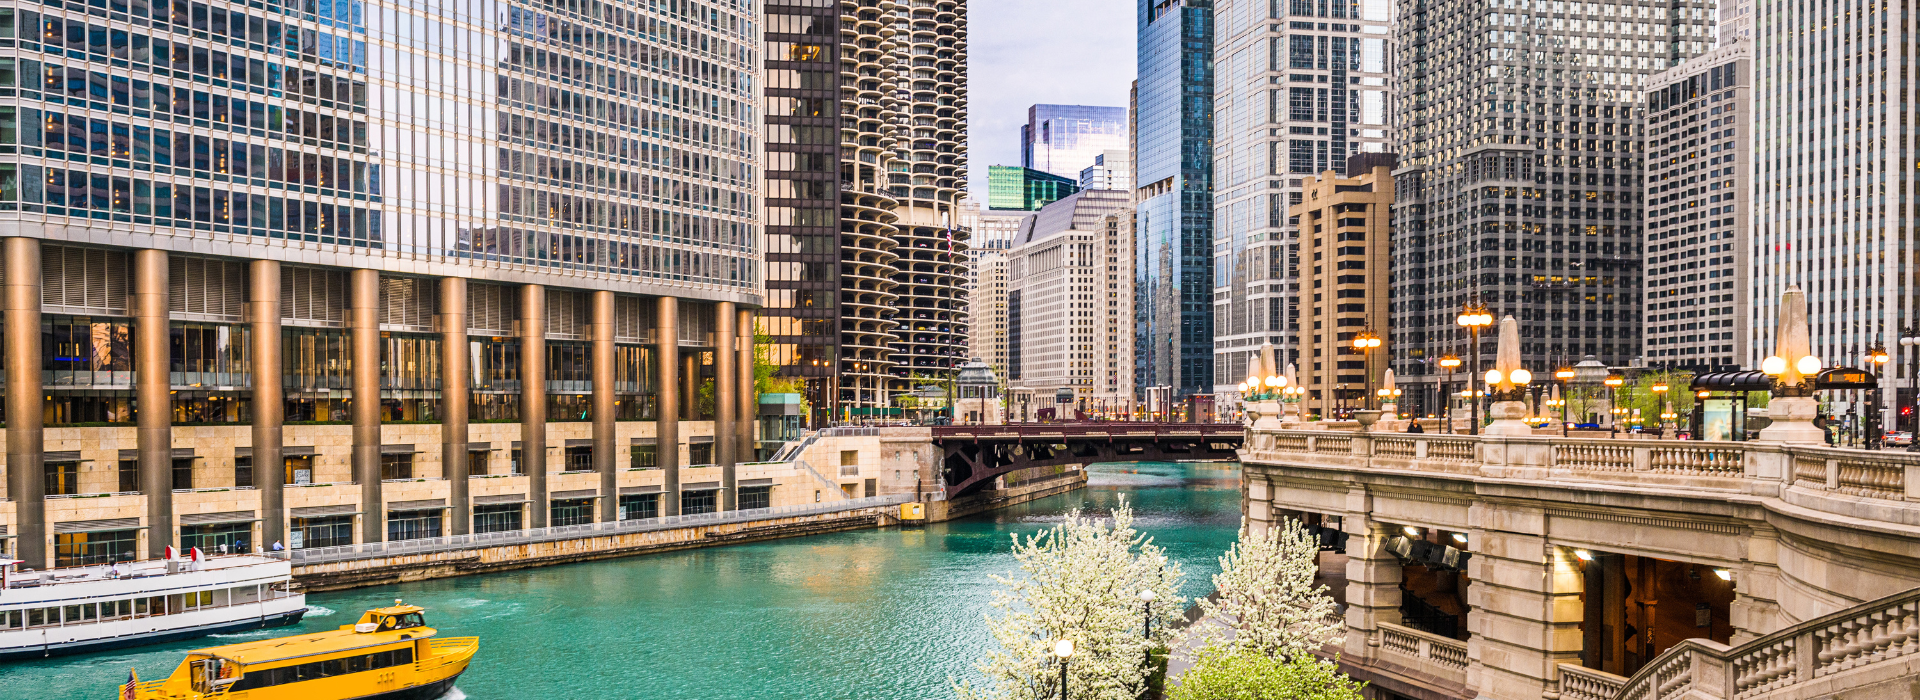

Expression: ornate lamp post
xmin=1759 ymin=285 xmax=1825 ymax=443
xmin=1651 ymin=381 xmax=1670 ymax=438
xmin=1456 ymin=299 xmax=1494 ymax=435
xmin=1354 ymin=329 xmax=1383 ymax=409
xmin=1902 ymin=332 xmax=1920 ymax=451
xmin=1554 ymin=365 xmax=1575 ymax=436
xmin=1869 ymin=342 xmax=1890 ymax=449
xmin=1054 ymin=639 xmax=1074 ymax=699
xmin=1484 ymin=315 xmax=1535 ymax=436
xmin=1604 ymin=374 xmax=1625 ymax=438
xmin=1439 ymin=355 xmax=1462 ymax=433
xmin=1138 ymin=588 xmax=1158 ymax=667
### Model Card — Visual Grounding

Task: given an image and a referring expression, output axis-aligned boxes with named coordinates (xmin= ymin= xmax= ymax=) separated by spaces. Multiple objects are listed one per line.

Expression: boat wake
xmin=439 ymin=686 xmax=468 ymax=700
xmin=207 ymin=630 xmax=275 ymax=639
xmin=305 ymin=604 xmax=338 ymax=617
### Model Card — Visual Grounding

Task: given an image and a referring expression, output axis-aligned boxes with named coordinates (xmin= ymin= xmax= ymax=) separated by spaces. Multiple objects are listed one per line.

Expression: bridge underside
xmin=938 ymin=436 xmax=1242 ymax=498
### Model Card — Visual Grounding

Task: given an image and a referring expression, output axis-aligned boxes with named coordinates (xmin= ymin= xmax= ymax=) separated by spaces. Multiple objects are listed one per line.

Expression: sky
xmin=965 ymin=0 xmax=1137 ymax=197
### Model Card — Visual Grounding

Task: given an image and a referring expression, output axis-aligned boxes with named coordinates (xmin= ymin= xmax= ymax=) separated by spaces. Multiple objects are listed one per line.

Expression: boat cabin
xmin=158 ymin=602 xmax=439 ymax=697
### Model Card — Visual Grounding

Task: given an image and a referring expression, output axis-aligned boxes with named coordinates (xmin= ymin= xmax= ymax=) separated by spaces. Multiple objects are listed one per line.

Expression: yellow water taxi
xmin=128 ymin=601 xmax=476 ymax=700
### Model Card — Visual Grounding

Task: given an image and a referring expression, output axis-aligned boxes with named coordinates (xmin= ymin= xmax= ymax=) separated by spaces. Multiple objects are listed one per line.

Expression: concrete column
xmin=656 ymin=297 xmax=680 ymax=516
xmin=591 ymin=290 xmax=617 ymax=522
xmin=1342 ymin=517 xmax=1405 ymax=662
xmin=4 ymin=238 xmax=45 ymax=568
xmin=440 ymin=277 xmax=470 ymax=535
xmin=349 ymin=268 xmax=382 ymax=544
xmin=520 ymin=284 xmax=547 ymax=528
xmin=714 ymin=301 xmax=736 ymax=510
xmin=682 ymin=353 xmax=698 ymax=422
xmin=249 ymin=261 xmax=284 ymax=550
xmin=736 ymin=308 xmax=754 ymax=464
xmin=134 ymin=249 xmax=172 ymax=557
xmin=1466 ymin=503 xmax=1582 ymax=700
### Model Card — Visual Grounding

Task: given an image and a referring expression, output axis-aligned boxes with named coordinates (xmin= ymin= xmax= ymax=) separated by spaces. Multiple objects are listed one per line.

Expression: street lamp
xmin=1054 ymin=638 xmax=1075 ymax=699
xmin=1456 ymin=299 xmax=1494 ymax=435
xmin=1354 ymin=329 xmax=1383 ymax=410
xmin=1138 ymin=588 xmax=1158 ymax=667
xmin=1440 ymin=355 xmax=1462 ymax=434
xmin=1652 ymin=381 xmax=1670 ymax=439
xmin=1869 ymin=342 xmax=1890 ymax=449
xmin=1903 ymin=333 xmax=1920 ymax=451
xmin=1554 ymin=366 xmax=1575 ymax=436
xmin=1604 ymin=375 xmax=1625 ymax=438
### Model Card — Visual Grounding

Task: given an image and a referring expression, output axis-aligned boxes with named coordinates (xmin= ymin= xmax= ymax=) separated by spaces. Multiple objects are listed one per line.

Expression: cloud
xmin=965 ymin=0 xmax=1137 ymax=196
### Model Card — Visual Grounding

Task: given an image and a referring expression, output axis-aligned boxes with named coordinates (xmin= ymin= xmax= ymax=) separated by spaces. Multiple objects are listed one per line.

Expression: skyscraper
xmin=987 ymin=165 xmax=1081 ymax=211
xmin=1079 ymin=150 xmax=1133 ymax=192
xmin=1135 ymin=0 xmax=1213 ymax=401
xmin=1002 ymin=190 xmax=1137 ymax=414
xmin=1642 ymin=43 xmax=1750 ymax=374
xmin=1209 ymin=0 xmax=1393 ymax=406
xmin=1021 ymin=104 xmax=1129 ymax=181
xmin=760 ymin=0 xmax=971 ymax=421
xmin=0 ymin=0 xmax=762 ymax=567
xmin=1387 ymin=0 xmax=1715 ymax=417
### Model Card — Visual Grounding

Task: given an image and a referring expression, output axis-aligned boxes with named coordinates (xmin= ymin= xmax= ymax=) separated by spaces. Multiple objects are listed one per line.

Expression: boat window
xmin=226 ymin=647 xmax=418 ymax=691
xmin=1 ymin=610 xmax=20 ymax=629
xmin=135 ymin=597 xmax=150 ymax=617
xmin=27 ymin=608 xmax=50 ymax=627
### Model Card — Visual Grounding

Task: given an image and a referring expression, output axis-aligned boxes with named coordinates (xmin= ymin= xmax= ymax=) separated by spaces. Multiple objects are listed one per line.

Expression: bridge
xmin=931 ymin=422 xmax=1243 ymax=498
xmin=1239 ymin=424 xmax=1920 ymax=700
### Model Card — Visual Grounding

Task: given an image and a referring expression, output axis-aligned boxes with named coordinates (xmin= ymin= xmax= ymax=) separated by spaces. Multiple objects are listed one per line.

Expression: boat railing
xmin=289 ymin=494 xmax=913 ymax=565
xmin=5 ymin=553 xmax=292 ymax=584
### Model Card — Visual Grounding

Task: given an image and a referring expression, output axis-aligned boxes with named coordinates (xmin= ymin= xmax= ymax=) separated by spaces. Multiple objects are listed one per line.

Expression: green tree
xmin=1170 ymin=649 xmax=1366 ymax=700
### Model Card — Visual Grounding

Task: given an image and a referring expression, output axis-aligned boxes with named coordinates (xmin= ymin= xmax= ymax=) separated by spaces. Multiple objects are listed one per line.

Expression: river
xmin=14 ymin=461 xmax=1242 ymax=699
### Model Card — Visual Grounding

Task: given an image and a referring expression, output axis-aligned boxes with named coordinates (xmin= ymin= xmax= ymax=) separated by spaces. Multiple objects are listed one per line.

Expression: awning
xmin=689 ymin=436 xmax=714 ymax=444
xmin=1691 ymin=371 xmax=1771 ymax=392
xmin=180 ymin=511 xmax=259 ymax=526
xmin=388 ymin=499 xmax=448 ymax=512
xmin=564 ymin=439 xmax=595 ymax=448
xmin=54 ymin=518 xmax=145 ymax=534
xmin=468 ymin=442 xmax=492 ymax=452
xmin=44 ymin=451 xmax=82 ymax=463
xmin=618 ymin=485 xmax=663 ymax=495
xmin=738 ymin=478 xmax=774 ymax=488
xmin=630 ymin=438 xmax=658 ymax=446
xmin=474 ymin=494 xmax=527 ymax=505
xmin=681 ymin=481 xmax=723 ymax=492
xmin=381 ymin=444 xmax=419 ymax=455
xmin=236 ymin=446 xmax=317 ymax=458
xmin=550 ymin=489 xmax=601 ymax=500
xmin=290 ymin=505 xmax=359 ymax=518
xmin=119 ymin=449 xmax=200 ymax=460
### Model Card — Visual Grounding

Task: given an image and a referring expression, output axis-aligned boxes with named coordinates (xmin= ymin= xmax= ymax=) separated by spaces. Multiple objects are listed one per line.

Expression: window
xmin=630 ymin=444 xmax=657 ymax=470
xmin=380 ymin=452 xmax=413 ymax=480
xmin=234 ymin=456 xmax=253 ymax=488
xmin=474 ymin=504 xmax=522 ymax=534
xmin=688 ymin=442 xmax=713 ymax=466
xmin=172 ymin=458 xmax=195 ymax=490
xmin=468 ymin=450 xmax=490 ymax=476
xmin=563 ymin=446 xmax=592 ymax=472
xmin=46 ymin=462 xmax=80 ymax=496
xmin=386 ymin=510 xmax=441 ymax=541
xmin=680 ymin=489 xmax=716 ymax=515
xmin=227 ymin=647 xmax=415 ymax=691
xmin=55 ymin=530 xmax=138 ymax=567
xmin=290 ymin=515 xmax=352 ymax=549
xmin=181 ymin=522 xmax=252 ymax=553
xmin=619 ymin=493 xmax=659 ymax=521
xmin=550 ymin=499 xmax=593 ymax=527
xmin=739 ymin=486 xmax=771 ymax=511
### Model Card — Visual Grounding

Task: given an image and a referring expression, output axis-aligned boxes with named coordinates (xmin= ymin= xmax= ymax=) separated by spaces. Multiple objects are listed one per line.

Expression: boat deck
xmin=5 ymin=555 xmax=291 ymax=590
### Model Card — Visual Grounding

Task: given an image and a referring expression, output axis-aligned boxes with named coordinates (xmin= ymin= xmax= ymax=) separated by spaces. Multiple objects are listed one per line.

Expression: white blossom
xmin=957 ymin=498 xmax=1186 ymax=700
xmin=1185 ymin=518 xmax=1343 ymax=661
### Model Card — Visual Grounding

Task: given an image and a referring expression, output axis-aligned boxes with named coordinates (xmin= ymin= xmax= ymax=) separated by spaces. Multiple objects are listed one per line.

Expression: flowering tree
xmin=957 ymin=498 xmax=1186 ymax=700
xmin=1186 ymin=518 xmax=1343 ymax=661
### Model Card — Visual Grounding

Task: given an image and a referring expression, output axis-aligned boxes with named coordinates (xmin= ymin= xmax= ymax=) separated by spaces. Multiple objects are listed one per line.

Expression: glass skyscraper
xmin=1134 ymin=0 xmax=1212 ymax=400
xmin=987 ymin=165 xmax=1077 ymax=211
xmin=0 ymin=0 xmax=764 ymax=568
xmin=1019 ymin=103 xmax=1126 ymax=182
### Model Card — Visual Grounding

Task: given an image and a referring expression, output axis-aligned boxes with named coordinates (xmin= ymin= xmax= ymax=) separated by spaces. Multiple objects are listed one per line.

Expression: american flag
xmin=121 ymin=668 xmax=138 ymax=700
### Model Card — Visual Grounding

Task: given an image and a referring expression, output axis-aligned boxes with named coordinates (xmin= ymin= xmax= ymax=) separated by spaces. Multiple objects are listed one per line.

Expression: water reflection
xmin=10 ymin=462 xmax=1240 ymax=700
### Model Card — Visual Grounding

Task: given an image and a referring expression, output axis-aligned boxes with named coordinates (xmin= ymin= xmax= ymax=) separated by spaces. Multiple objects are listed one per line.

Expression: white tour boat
xmin=0 ymin=554 xmax=307 ymax=660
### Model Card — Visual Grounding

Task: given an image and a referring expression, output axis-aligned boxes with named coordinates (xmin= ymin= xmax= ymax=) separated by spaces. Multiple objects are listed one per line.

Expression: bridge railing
xmin=1242 ymin=428 xmax=1920 ymax=525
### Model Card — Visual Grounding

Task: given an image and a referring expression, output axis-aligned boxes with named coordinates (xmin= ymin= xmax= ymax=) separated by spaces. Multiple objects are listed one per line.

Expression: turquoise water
xmin=13 ymin=462 xmax=1241 ymax=699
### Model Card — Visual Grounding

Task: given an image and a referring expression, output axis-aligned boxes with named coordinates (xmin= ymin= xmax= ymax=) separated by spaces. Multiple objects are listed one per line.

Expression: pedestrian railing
xmin=288 ymin=494 xmax=911 ymax=565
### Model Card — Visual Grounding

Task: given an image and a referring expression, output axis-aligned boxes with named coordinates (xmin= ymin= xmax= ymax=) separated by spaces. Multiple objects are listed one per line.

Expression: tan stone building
xmin=1289 ymin=156 xmax=1394 ymax=419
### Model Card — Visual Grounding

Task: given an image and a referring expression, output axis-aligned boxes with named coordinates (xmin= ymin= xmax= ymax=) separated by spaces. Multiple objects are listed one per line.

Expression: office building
xmin=0 ymin=0 xmax=764 ymax=568
xmin=1209 ymin=0 xmax=1394 ymax=406
xmin=962 ymin=203 xmax=1026 ymax=377
xmin=1291 ymin=156 xmax=1394 ymax=419
xmin=987 ymin=165 xmax=1079 ymax=211
xmin=760 ymin=0 xmax=972 ymax=420
xmin=1079 ymin=150 xmax=1133 ymax=192
xmin=1386 ymin=0 xmax=1714 ymax=416
xmin=1004 ymin=190 xmax=1136 ymax=416
xmin=1642 ymin=43 xmax=1749 ymax=374
xmin=1750 ymin=0 xmax=1909 ymax=420
xmin=1021 ymin=104 xmax=1129 ymax=181
xmin=1134 ymin=0 xmax=1213 ymax=400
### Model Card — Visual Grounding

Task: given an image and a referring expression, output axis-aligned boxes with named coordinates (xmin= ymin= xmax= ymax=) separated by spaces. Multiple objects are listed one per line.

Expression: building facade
xmin=760 ymin=0 xmax=972 ymax=421
xmin=987 ymin=165 xmax=1079 ymax=211
xmin=962 ymin=204 xmax=1024 ymax=378
xmin=1642 ymin=43 xmax=1749 ymax=374
xmin=1020 ymin=104 xmax=1129 ymax=181
xmin=1004 ymin=190 xmax=1135 ymax=416
xmin=1078 ymin=150 xmax=1133 ymax=192
xmin=1387 ymin=0 xmax=1716 ymax=417
xmin=1135 ymin=0 xmax=1213 ymax=401
xmin=1209 ymin=0 xmax=1394 ymax=408
xmin=1290 ymin=157 xmax=1394 ymax=419
xmin=0 ymin=0 xmax=764 ymax=569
